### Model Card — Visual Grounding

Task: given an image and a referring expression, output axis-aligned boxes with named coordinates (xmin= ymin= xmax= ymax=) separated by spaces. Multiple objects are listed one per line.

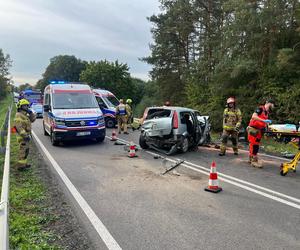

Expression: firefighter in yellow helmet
xmin=219 ymin=97 xmax=242 ymax=156
xmin=14 ymin=99 xmax=36 ymax=170
xmin=116 ymin=99 xmax=130 ymax=134
xmin=126 ymin=98 xmax=134 ymax=129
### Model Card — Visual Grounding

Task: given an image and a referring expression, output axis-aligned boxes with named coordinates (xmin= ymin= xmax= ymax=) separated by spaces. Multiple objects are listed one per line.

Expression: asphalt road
xmin=32 ymin=120 xmax=300 ymax=250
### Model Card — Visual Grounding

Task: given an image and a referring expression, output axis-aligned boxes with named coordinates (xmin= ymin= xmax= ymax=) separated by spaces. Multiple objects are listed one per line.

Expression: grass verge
xmin=8 ymin=99 xmax=62 ymax=249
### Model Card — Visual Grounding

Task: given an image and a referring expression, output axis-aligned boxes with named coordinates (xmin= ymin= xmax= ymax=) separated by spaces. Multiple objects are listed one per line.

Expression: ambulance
xmin=43 ymin=83 xmax=106 ymax=146
xmin=93 ymin=89 xmax=119 ymax=128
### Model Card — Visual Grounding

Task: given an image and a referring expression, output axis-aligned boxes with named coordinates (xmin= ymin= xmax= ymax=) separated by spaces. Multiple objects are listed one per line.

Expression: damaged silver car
xmin=139 ymin=106 xmax=211 ymax=155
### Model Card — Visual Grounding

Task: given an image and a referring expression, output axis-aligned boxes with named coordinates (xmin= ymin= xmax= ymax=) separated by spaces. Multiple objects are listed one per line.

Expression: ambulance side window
xmin=96 ymin=97 xmax=106 ymax=109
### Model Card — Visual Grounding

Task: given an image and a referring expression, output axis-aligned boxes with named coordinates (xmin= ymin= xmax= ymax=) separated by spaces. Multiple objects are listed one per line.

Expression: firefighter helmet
xmin=17 ymin=99 xmax=30 ymax=109
xmin=226 ymin=97 xmax=235 ymax=104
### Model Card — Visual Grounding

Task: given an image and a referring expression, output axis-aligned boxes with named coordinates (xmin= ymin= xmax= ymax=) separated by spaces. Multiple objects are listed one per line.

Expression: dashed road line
xmin=33 ymin=132 xmax=122 ymax=250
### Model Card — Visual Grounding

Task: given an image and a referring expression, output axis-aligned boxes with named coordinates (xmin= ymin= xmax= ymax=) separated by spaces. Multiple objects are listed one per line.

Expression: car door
xmin=191 ymin=111 xmax=202 ymax=145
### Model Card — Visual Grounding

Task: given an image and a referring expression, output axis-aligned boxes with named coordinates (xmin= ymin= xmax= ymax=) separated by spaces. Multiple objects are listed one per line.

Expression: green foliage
xmin=80 ymin=60 xmax=145 ymax=104
xmin=0 ymin=49 xmax=12 ymax=99
xmin=146 ymin=0 xmax=300 ymax=131
xmin=5 ymin=105 xmax=61 ymax=249
xmin=36 ymin=55 xmax=86 ymax=91
xmin=18 ymin=83 xmax=33 ymax=92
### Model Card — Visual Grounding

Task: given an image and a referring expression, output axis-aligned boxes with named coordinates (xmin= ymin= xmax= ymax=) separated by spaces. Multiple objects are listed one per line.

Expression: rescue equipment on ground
xmin=266 ymin=124 xmax=300 ymax=176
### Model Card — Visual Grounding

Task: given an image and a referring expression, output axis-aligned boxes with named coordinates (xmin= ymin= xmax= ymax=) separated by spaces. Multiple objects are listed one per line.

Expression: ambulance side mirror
xmin=43 ymin=104 xmax=50 ymax=112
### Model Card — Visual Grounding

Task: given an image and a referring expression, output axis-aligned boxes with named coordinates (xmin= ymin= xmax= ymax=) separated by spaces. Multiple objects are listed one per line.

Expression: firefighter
xmin=247 ymin=100 xmax=274 ymax=168
xmin=14 ymin=99 xmax=36 ymax=170
xmin=116 ymin=99 xmax=130 ymax=134
xmin=219 ymin=97 xmax=242 ymax=156
xmin=126 ymin=98 xmax=133 ymax=128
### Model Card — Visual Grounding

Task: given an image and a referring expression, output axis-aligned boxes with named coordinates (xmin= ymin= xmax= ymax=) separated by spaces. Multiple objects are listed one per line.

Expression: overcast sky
xmin=0 ymin=0 xmax=160 ymax=86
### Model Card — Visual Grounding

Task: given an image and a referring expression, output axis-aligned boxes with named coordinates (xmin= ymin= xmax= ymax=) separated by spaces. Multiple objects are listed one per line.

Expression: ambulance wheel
xmin=50 ymin=132 xmax=59 ymax=146
xmin=105 ymin=118 xmax=115 ymax=128
xmin=96 ymin=135 xmax=105 ymax=143
xmin=280 ymin=164 xmax=287 ymax=176
xmin=139 ymin=135 xmax=148 ymax=149
xmin=43 ymin=122 xmax=48 ymax=136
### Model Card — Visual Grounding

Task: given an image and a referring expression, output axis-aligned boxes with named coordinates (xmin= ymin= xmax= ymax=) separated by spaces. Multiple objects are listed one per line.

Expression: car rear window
xmin=146 ymin=109 xmax=171 ymax=120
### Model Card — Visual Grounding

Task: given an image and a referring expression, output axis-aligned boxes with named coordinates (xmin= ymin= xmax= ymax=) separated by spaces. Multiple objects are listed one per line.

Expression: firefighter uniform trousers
xmin=117 ymin=115 xmax=128 ymax=133
xmin=17 ymin=137 xmax=30 ymax=166
xmin=221 ymin=130 xmax=238 ymax=154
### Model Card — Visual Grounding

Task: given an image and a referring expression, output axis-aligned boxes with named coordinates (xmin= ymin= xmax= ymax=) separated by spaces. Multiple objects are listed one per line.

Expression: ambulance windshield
xmin=103 ymin=95 xmax=119 ymax=108
xmin=53 ymin=93 xmax=98 ymax=109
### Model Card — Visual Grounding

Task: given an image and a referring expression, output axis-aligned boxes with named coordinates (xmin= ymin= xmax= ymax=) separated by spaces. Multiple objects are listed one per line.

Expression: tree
xmin=146 ymin=0 xmax=300 ymax=131
xmin=80 ymin=60 xmax=144 ymax=104
xmin=36 ymin=55 xmax=86 ymax=91
xmin=0 ymin=49 xmax=12 ymax=99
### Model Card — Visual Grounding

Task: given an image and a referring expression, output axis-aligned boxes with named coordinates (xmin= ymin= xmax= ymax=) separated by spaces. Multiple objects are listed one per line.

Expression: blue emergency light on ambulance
xmin=93 ymin=89 xmax=119 ymax=128
xmin=42 ymin=83 xmax=106 ymax=146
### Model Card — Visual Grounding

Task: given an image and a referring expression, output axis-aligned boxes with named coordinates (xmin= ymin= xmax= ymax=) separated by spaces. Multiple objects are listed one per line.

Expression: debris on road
xmin=161 ymin=160 xmax=184 ymax=175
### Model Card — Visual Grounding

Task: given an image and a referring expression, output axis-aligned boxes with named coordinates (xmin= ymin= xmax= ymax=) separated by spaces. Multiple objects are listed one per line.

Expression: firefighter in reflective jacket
xmin=14 ymin=99 xmax=36 ymax=170
xmin=219 ymin=97 xmax=242 ymax=156
xmin=247 ymin=100 xmax=274 ymax=168
xmin=116 ymin=99 xmax=130 ymax=134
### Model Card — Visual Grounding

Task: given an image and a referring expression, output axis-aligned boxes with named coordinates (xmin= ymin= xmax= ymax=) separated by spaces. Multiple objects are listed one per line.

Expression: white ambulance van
xmin=43 ymin=83 xmax=105 ymax=146
xmin=93 ymin=89 xmax=119 ymax=128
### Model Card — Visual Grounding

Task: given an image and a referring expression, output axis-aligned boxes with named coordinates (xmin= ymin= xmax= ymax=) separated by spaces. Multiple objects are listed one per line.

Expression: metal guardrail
xmin=0 ymin=106 xmax=12 ymax=250
xmin=0 ymin=109 xmax=10 ymax=154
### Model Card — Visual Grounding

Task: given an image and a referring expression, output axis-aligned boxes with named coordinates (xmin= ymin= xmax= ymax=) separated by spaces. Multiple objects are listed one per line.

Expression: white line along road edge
xmin=110 ymin=136 xmax=300 ymax=210
xmin=32 ymin=131 xmax=122 ymax=250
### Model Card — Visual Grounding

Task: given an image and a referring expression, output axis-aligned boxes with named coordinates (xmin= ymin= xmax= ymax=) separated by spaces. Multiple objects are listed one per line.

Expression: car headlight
xmin=98 ymin=117 xmax=105 ymax=125
xmin=54 ymin=118 xmax=65 ymax=125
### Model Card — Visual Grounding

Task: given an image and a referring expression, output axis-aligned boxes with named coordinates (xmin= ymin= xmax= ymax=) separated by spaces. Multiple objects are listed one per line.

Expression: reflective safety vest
xmin=223 ymin=108 xmax=242 ymax=130
xmin=117 ymin=104 xmax=127 ymax=116
xmin=249 ymin=105 xmax=268 ymax=130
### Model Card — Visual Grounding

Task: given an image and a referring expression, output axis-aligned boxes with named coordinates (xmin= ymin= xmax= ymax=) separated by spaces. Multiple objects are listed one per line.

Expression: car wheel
xmin=95 ymin=135 xmax=105 ymax=143
xmin=105 ymin=118 xmax=115 ymax=128
xmin=43 ymin=122 xmax=48 ymax=136
xmin=139 ymin=134 xmax=148 ymax=149
xmin=181 ymin=137 xmax=189 ymax=153
xmin=50 ymin=131 xmax=59 ymax=146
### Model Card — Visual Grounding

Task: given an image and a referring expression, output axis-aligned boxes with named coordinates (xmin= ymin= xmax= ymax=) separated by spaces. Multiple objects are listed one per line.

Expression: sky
xmin=0 ymin=0 xmax=160 ymax=86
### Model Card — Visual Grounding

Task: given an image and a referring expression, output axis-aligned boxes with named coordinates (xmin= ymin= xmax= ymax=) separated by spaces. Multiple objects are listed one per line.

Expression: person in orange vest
xmin=247 ymin=100 xmax=274 ymax=168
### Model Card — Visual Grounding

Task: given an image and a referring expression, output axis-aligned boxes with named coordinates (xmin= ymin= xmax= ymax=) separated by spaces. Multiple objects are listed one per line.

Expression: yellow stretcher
xmin=266 ymin=124 xmax=300 ymax=176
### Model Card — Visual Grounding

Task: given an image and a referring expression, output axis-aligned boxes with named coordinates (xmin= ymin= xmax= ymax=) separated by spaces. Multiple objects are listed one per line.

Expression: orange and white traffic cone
xmin=204 ymin=161 xmax=222 ymax=193
xmin=128 ymin=141 xmax=137 ymax=158
xmin=111 ymin=129 xmax=117 ymax=141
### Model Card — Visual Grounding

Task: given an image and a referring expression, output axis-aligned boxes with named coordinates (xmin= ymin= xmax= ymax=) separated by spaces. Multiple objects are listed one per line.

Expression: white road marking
xmin=33 ymin=132 xmax=122 ymax=250
xmin=110 ymin=136 xmax=300 ymax=210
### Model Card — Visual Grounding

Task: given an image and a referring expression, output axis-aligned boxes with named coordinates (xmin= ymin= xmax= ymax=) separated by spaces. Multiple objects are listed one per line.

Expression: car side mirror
xmin=43 ymin=104 xmax=50 ymax=112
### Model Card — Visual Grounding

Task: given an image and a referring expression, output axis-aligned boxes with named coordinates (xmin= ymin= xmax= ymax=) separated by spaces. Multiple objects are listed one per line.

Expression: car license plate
xmin=76 ymin=131 xmax=91 ymax=136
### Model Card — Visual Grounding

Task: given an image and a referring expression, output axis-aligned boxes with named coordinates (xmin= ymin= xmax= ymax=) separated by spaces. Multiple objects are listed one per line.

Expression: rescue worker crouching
xmin=116 ymin=99 xmax=130 ymax=134
xmin=14 ymin=99 xmax=36 ymax=170
xmin=247 ymin=100 xmax=274 ymax=168
xmin=219 ymin=97 xmax=242 ymax=156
